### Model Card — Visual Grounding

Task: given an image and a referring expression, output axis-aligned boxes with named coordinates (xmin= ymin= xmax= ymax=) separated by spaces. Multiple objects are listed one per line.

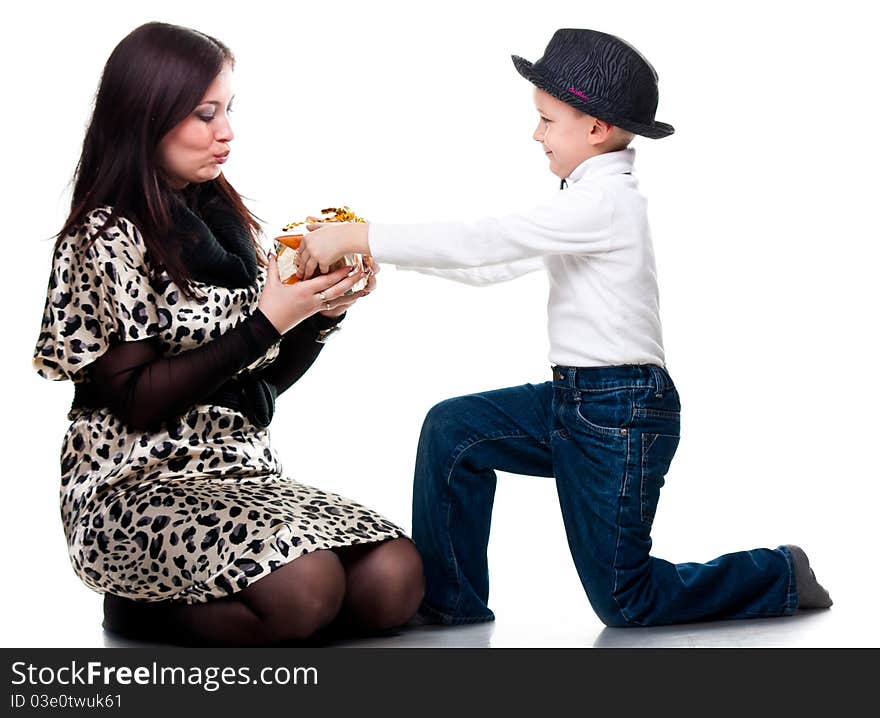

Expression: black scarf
xmin=172 ymin=187 xmax=276 ymax=429
xmin=172 ymin=188 xmax=260 ymax=289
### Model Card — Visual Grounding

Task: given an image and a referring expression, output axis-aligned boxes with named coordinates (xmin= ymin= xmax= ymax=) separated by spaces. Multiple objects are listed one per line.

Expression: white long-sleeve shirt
xmin=368 ymin=148 xmax=665 ymax=368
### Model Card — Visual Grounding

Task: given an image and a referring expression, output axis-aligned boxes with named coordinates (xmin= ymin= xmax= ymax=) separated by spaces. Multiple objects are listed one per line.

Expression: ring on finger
xmin=324 ymin=301 xmax=332 ymax=311
xmin=318 ymin=291 xmax=327 ymax=302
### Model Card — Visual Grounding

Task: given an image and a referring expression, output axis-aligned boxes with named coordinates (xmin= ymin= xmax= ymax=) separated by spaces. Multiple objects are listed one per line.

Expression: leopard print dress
xmin=33 ymin=208 xmax=405 ymax=604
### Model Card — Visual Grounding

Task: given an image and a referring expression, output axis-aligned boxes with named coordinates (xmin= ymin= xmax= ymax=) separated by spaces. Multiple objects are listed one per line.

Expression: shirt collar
xmin=567 ymin=148 xmax=635 ymax=185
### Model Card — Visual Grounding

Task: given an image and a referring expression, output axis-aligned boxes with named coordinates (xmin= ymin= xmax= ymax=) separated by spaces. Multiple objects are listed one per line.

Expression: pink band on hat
xmin=568 ymin=86 xmax=590 ymax=101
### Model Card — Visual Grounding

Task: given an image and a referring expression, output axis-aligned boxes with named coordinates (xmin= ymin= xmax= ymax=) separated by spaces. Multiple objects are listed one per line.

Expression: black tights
xmin=102 ymin=537 xmax=425 ymax=646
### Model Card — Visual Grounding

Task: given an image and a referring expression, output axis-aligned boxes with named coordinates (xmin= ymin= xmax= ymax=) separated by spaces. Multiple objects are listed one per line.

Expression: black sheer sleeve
xmin=253 ymin=312 xmax=345 ymax=397
xmin=85 ymin=308 xmax=281 ymax=431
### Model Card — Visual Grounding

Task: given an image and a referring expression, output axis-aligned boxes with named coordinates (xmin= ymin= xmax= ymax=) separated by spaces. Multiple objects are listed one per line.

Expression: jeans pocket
xmin=635 ymin=383 xmax=681 ymax=415
xmin=572 ymin=388 xmax=633 ymax=437
xmin=640 ymin=433 xmax=680 ymax=524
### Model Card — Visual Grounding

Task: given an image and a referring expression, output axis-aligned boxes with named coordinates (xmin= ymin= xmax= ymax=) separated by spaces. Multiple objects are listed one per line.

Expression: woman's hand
xmin=317 ymin=256 xmax=379 ymax=318
xmin=258 ymin=253 xmax=365 ymax=334
xmin=297 ymin=222 xmax=370 ymax=280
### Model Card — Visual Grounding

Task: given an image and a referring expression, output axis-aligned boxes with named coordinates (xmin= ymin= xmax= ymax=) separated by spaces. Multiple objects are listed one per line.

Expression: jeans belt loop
xmin=649 ymin=364 xmax=666 ymax=397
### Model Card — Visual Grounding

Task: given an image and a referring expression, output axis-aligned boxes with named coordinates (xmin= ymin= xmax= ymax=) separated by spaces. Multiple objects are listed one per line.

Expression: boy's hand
xmin=297 ymin=222 xmax=370 ymax=279
xmin=317 ymin=257 xmax=378 ymax=318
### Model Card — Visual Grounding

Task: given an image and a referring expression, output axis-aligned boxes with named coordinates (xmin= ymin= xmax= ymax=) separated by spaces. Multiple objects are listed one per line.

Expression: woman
xmin=32 ymin=22 xmax=423 ymax=646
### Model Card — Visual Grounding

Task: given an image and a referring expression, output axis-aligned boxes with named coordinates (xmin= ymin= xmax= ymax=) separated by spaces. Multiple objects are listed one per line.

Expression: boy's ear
xmin=586 ymin=117 xmax=614 ymax=146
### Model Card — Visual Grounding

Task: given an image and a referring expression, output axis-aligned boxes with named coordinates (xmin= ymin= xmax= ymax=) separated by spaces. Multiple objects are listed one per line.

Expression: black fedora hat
xmin=512 ymin=28 xmax=674 ymax=139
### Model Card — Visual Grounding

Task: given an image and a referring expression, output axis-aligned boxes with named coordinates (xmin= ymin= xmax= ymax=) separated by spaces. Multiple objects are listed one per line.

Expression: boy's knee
xmin=421 ymin=397 xmax=472 ymax=439
xmin=596 ymin=610 xmax=635 ymax=628
xmin=416 ymin=398 xmax=475 ymax=469
xmin=585 ymin=587 xmax=643 ymax=628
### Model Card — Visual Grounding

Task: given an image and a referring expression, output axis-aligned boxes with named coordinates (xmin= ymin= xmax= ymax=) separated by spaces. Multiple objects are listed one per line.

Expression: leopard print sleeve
xmin=33 ymin=209 xmax=169 ymax=382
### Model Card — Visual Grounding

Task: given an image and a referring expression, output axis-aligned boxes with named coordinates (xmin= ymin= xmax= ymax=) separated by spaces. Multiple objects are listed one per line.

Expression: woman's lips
xmin=214 ymin=153 xmax=230 ymax=164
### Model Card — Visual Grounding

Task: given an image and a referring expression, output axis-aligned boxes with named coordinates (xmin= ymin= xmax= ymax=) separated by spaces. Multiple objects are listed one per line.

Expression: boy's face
xmin=532 ymin=87 xmax=600 ymax=178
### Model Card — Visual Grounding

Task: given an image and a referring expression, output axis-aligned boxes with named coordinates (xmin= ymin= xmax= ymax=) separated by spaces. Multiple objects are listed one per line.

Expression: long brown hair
xmin=57 ymin=22 xmax=264 ymax=299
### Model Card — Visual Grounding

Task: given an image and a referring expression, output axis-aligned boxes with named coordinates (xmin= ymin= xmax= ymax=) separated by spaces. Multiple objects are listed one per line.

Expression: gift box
xmin=273 ymin=206 xmax=369 ymax=294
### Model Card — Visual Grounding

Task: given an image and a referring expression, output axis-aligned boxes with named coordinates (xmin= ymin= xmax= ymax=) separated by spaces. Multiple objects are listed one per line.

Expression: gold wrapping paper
xmin=273 ymin=206 xmax=369 ymax=293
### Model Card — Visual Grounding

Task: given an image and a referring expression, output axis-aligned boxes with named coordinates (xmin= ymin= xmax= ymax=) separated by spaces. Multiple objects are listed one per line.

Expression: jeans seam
xmin=562 ymin=383 xmax=647 ymax=392
xmin=443 ymin=430 xmax=531 ymax=618
xmin=438 ymin=476 xmax=461 ymax=616
xmin=778 ymin=545 xmax=798 ymax=614
xmin=620 ymin=426 xmax=632 ymax=498
xmin=640 ymin=433 xmax=676 ymax=524
xmin=611 ymin=431 xmax=642 ymax=625
xmin=640 ymin=436 xmax=651 ymax=523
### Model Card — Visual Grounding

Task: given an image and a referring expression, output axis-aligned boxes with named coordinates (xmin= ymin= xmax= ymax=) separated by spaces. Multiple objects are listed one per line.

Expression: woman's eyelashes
xmin=196 ymin=103 xmax=233 ymax=123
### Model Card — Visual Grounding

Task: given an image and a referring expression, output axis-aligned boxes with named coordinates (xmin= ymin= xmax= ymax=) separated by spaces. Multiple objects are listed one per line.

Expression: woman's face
xmin=156 ymin=64 xmax=235 ymax=189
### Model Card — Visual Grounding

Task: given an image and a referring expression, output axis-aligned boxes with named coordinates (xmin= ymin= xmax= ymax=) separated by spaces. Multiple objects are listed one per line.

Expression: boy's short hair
xmin=608 ymin=127 xmax=636 ymax=151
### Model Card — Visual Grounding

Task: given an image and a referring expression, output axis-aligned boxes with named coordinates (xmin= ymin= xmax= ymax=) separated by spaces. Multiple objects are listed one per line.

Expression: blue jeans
xmin=412 ymin=364 xmax=798 ymax=626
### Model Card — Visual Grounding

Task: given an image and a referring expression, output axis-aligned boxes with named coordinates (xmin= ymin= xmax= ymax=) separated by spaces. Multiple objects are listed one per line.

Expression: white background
xmin=2 ymin=0 xmax=878 ymax=647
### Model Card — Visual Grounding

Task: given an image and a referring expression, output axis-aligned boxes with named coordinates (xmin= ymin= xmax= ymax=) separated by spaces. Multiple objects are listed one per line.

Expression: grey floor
xmin=4 ymin=565 xmax=866 ymax=648
xmin=94 ymin=554 xmax=863 ymax=648
xmin=5 ymin=506 xmax=870 ymax=648
xmin=100 ymin=607 xmax=842 ymax=649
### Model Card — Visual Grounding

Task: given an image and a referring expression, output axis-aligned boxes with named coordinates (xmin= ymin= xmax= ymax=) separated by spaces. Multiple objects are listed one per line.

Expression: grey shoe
xmin=786 ymin=545 xmax=833 ymax=609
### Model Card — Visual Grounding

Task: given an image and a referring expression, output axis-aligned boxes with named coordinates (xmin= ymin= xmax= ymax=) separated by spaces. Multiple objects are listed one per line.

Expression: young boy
xmin=296 ymin=29 xmax=832 ymax=626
